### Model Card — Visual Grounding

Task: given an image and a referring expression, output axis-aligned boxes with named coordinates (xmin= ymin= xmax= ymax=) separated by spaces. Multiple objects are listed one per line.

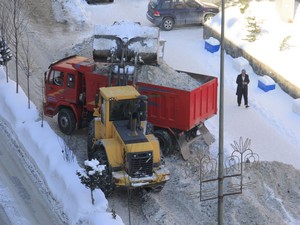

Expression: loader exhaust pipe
xmin=130 ymin=115 xmax=138 ymax=136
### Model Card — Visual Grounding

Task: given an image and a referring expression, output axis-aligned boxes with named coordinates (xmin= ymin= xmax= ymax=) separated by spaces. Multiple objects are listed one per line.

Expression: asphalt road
xmin=0 ymin=118 xmax=65 ymax=225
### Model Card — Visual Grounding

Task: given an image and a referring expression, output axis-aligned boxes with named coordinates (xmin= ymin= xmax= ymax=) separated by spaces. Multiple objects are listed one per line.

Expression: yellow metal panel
xmin=146 ymin=134 xmax=161 ymax=163
xmin=100 ymin=86 xmax=140 ymax=100
xmin=101 ymin=139 xmax=124 ymax=168
xmin=125 ymin=142 xmax=154 ymax=153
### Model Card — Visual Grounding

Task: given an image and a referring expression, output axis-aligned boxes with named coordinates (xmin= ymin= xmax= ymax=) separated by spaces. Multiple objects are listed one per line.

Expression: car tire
xmin=161 ymin=17 xmax=174 ymax=31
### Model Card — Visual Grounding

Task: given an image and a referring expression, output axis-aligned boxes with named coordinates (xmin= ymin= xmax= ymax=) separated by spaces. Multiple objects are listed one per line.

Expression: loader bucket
xmin=127 ymin=36 xmax=158 ymax=65
xmin=93 ymin=21 xmax=160 ymax=65
xmin=93 ymin=35 xmax=123 ymax=62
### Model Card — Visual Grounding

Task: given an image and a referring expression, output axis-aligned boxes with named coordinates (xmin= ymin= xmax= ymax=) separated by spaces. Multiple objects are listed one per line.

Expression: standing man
xmin=236 ymin=69 xmax=250 ymax=108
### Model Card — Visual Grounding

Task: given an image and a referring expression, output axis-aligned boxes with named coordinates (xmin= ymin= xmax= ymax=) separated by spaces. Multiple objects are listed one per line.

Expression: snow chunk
xmin=233 ymin=57 xmax=249 ymax=72
xmin=258 ymin=75 xmax=275 ymax=85
xmin=206 ymin=37 xmax=220 ymax=45
xmin=84 ymin=159 xmax=106 ymax=175
xmin=292 ymin=98 xmax=300 ymax=116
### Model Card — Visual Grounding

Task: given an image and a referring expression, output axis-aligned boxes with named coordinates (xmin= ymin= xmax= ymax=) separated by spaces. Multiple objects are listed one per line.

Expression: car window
xmin=149 ymin=0 xmax=159 ymax=8
xmin=172 ymin=0 xmax=185 ymax=9
xmin=186 ymin=0 xmax=199 ymax=8
xmin=161 ymin=0 xmax=172 ymax=9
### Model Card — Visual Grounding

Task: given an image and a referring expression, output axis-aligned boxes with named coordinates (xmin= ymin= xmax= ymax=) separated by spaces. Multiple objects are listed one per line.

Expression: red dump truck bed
xmin=79 ymin=59 xmax=218 ymax=132
xmin=137 ymin=73 xmax=218 ymax=131
xmin=81 ymin=62 xmax=218 ymax=132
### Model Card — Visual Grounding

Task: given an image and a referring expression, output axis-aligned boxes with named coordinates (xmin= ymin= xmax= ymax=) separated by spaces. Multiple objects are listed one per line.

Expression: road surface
xmin=0 ymin=118 xmax=66 ymax=225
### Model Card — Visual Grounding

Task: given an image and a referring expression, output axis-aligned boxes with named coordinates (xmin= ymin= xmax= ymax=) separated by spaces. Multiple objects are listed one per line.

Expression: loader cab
xmin=95 ymin=86 xmax=148 ymax=140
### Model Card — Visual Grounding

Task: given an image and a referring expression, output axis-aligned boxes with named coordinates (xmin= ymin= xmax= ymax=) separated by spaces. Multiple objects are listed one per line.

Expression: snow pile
xmin=205 ymin=37 xmax=220 ymax=45
xmin=52 ymin=0 xmax=89 ymax=25
xmin=0 ymin=68 xmax=123 ymax=225
xmin=232 ymin=57 xmax=250 ymax=73
xmin=138 ymin=60 xmax=202 ymax=91
xmin=292 ymin=98 xmax=300 ymax=116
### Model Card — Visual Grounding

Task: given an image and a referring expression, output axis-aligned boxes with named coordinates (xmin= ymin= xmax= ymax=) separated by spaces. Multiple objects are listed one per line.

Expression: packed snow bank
xmin=292 ymin=98 xmax=300 ymax=116
xmin=0 ymin=68 xmax=124 ymax=225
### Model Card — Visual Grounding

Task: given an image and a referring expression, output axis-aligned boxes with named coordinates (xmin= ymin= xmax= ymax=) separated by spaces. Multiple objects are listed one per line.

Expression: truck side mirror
xmin=44 ymin=71 xmax=47 ymax=83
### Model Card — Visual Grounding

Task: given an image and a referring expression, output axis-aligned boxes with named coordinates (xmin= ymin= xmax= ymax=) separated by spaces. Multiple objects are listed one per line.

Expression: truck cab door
xmin=63 ymin=73 xmax=78 ymax=104
xmin=45 ymin=69 xmax=65 ymax=107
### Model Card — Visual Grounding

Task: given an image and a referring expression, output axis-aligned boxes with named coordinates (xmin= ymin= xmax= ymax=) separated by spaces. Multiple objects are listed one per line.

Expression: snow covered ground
xmin=1 ymin=0 xmax=300 ymax=224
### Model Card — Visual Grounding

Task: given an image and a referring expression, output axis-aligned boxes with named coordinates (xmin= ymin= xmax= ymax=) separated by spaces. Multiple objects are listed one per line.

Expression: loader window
xmin=110 ymin=99 xmax=132 ymax=121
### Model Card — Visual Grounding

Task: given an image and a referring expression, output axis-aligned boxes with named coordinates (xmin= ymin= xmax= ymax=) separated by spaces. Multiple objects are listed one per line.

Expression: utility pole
xmin=218 ymin=0 xmax=225 ymax=224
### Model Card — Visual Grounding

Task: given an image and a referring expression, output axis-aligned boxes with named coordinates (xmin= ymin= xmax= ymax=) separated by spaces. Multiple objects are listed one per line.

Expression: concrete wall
xmin=203 ymin=25 xmax=300 ymax=99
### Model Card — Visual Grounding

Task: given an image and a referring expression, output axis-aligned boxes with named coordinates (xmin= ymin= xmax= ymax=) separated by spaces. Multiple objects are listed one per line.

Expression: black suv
xmin=146 ymin=0 xmax=219 ymax=31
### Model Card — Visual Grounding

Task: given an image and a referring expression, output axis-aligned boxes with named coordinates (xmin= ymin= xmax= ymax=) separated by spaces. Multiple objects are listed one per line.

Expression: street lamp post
xmin=218 ymin=0 xmax=225 ymax=224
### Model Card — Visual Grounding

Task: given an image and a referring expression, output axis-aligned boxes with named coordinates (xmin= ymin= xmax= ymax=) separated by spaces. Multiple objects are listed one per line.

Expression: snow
xmin=258 ymin=75 xmax=276 ymax=86
xmin=1 ymin=0 xmax=300 ymax=224
xmin=292 ymin=98 xmax=300 ymax=116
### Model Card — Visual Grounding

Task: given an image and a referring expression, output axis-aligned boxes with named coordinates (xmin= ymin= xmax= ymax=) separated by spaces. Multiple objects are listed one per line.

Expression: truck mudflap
xmin=93 ymin=21 xmax=160 ymax=65
xmin=112 ymin=167 xmax=170 ymax=188
xmin=178 ymin=124 xmax=215 ymax=160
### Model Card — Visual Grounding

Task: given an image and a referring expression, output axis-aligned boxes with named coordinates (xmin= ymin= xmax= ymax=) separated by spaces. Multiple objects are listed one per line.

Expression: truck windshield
xmin=110 ymin=99 xmax=135 ymax=121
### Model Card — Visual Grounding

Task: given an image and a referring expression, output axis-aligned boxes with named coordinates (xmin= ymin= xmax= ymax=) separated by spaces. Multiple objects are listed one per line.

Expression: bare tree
xmin=18 ymin=32 xmax=34 ymax=109
xmin=0 ymin=1 xmax=11 ymax=82
xmin=1 ymin=0 xmax=29 ymax=93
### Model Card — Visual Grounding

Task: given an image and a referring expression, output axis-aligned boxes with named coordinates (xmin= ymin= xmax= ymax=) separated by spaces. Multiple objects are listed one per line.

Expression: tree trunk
xmin=91 ymin=189 xmax=95 ymax=205
xmin=5 ymin=62 xmax=8 ymax=83
xmin=27 ymin=72 xmax=30 ymax=108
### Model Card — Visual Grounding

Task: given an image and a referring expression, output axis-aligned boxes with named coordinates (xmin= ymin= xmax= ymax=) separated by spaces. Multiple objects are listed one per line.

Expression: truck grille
xmin=127 ymin=152 xmax=153 ymax=178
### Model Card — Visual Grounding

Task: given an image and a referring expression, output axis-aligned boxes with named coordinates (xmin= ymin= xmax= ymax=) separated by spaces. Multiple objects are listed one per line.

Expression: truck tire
xmin=161 ymin=17 xmax=174 ymax=31
xmin=154 ymin=129 xmax=173 ymax=156
xmin=91 ymin=145 xmax=115 ymax=196
xmin=58 ymin=108 xmax=76 ymax=135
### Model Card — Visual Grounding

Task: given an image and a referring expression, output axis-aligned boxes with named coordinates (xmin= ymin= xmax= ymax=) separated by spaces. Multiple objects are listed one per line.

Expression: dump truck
xmin=43 ymin=22 xmax=218 ymax=159
xmin=87 ymin=85 xmax=169 ymax=196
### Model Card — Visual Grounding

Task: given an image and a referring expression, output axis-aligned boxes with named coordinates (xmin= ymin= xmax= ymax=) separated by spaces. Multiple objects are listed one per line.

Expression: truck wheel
xmin=161 ymin=17 xmax=174 ymax=31
xmin=154 ymin=130 xmax=173 ymax=156
xmin=87 ymin=120 xmax=95 ymax=159
xmin=58 ymin=108 xmax=76 ymax=135
xmin=91 ymin=146 xmax=115 ymax=196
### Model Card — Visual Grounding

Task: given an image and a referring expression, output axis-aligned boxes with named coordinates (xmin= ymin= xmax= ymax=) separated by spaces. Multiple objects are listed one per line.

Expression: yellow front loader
xmin=87 ymin=86 xmax=169 ymax=196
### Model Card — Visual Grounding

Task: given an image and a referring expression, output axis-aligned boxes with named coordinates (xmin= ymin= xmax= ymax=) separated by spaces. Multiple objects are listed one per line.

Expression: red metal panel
xmin=85 ymin=72 xmax=109 ymax=111
xmin=137 ymin=82 xmax=189 ymax=131
xmin=137 ymin=76 xmax=218 ymax=132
